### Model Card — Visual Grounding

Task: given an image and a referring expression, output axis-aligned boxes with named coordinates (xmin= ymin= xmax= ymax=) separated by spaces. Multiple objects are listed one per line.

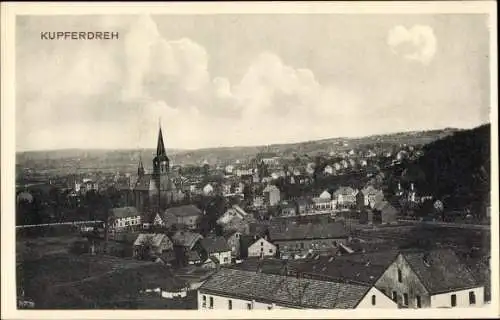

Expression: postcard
xmin=1 ymin=1 xmax=498 ymax=319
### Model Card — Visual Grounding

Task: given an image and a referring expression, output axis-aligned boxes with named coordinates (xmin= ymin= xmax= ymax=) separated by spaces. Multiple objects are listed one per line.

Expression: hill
xmin=16 ymin=128 xmax=459 ymax=173
xmin=396 ymin=124 xmax=491 ymax=213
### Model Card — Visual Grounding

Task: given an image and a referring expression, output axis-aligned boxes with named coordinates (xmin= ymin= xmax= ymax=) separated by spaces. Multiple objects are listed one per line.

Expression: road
xmin=16 ymin=220 xmax=103 ymax=229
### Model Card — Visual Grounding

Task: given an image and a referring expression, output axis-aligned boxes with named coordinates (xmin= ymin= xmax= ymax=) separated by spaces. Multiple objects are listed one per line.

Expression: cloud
xmin=387 ymin=25 xmax=437 ymax=65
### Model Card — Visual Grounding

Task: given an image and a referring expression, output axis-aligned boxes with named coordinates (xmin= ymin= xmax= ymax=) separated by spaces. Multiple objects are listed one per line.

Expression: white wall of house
xmin=248 ymin=238 xmax=276 ymax=258
xmin=114 ymin=215 xmax=142 ymax=229
xmin=211 ymin=251 xmax=232 ymax=265
xmin=198 ymin=292 xmax=291 ymax=310
xmin=430 ymin=287 xmax=484 ymax=308
xmin=355 ymin=287 xmax=398 ymax=309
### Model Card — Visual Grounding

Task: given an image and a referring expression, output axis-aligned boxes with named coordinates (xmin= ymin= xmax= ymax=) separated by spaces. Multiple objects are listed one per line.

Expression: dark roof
xmin=402 ymin=249 xmax=481 ymax=294
xmin=295 ymin=250 xmax=399 ymax=285
xmin=199 ymin=236 xmax=231 ymax=254
xmin=171 ymin=231 xmax=203 ymax=249
xmin=269 ymin=222 xmax=348 ymax=241
xmin=110 ymin=206 xmax=139 ymax=219
xmin=200 ymin=268 xmax=370 ymax=309
xmin=228 ymin=257 xmax=297 ymax=275
xmin=165 ymin=205 xmax=202 ymax=218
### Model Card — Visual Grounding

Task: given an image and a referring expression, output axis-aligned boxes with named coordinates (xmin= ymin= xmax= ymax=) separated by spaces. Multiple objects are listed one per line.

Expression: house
xmin=217 ymin=205 xmax=248 ymax=226
xmin=371 ymin=201 xmax=398 ymax=224
xmin=296 ymin=198 xmax=314 ymax=215
xmin=163 ymin=204 xmax=203 ymax=230
xmin=171 ymin=230 xmax=203 ymax=251
xmin=187 ymin=250 xmax=203 ymax=265
xmin=312 ymin=197 xmax=335 ymax=212
xmin=203 ymin=183 xmax=214 ymax=195
xmin=263 ymin=184 xmax=281 ymax=206
xmin=133 ymin=233 xmax=173 ymax=258
xmin=225 ymin=165 xmax=234 ymax=175
xmin=248 ymin=237 xmax=277 ymax=258
xmin=268 ymin=222 xmax=349 ymax=259
xmin=253 ymin=196 xmax=264 ymax=208
xmin=333 ymin=187 xmax=359 ymax=207
xmin=198 ymin=268 xmax=397 ymax=309
xmin=217 ymin=205 xmax=255 ymax=234
xmin=280 ymin=201 xmax=297 ymax=217
xmin=323 ymin=165 xmax=334 ymax=175
xmin=375 ymin=249 xmax=485 ymax=308
xmin=198 ymin=236 xmax=232 ymax=265
xmin=362 ymin=185 xmax=385 ymax=208
xmin=109 ymin=206 xmax=141 ymax=231
xmin=294 ymin=250 xmax=400 ymax=286
xmin=201 ymin=256 xmax=220 ymax=269
xmin=319 ymin=190 xmax=332 ymax=200
xmin=225 ymin=231 xmax=243 ymax=258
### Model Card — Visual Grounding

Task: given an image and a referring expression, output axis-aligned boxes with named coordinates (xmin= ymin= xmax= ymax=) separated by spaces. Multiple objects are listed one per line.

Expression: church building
xmin=131 ymin=125 xmax=185 ymax=215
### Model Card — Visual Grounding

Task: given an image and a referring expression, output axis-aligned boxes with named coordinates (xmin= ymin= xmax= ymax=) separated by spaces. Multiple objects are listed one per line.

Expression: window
xmin=416 ymin=295 xmax=422 ymax=308
xmin=247 ymin=302 xmax=252 ymax=310
xmin=403 ymin=293 xmax=408 ymax=306
xmin=269 ymin=249 xmax=273 ymax=253
xmin=224 ymin=257 xmax=229 ymax=263
xmin=228 ymin=300 xmax=232 ymax=310
xmin=261 ymin=247 xmax=264 ymax=252
xmin=397 ymin=268 xmax=402 ymax=283
xmin=261 ymin=242 xmax=264 ymax=246
xmin=371 ymin=295 xmax=376 ymax=306
xmin=451 ymin=294 xmax=457 ymax=307
xmin=392 ymin=291 xmax=397 ymax=302
xmin=209 ymin=297 xmax=214 ymax=309
xmin=469 ymin=291 xmax=476 ymax=305
xmin=202 ymin=295 xmax=206 ymax=308
xmin=300 ymin=243 xmax=304 ymax=249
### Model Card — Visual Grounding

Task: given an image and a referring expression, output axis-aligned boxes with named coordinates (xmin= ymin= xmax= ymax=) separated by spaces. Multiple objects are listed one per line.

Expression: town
xmin=16 ymin=123 xmax=491 ymax=310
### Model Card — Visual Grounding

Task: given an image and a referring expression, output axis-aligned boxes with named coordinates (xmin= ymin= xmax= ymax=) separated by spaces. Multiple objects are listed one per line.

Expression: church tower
xmin=137 ymin=157 xmax=145 ymax=178
xmin=153 ymin=125 xmax=170 ymax=175
xmin=149 ymin=124 xmax=173 ymax=210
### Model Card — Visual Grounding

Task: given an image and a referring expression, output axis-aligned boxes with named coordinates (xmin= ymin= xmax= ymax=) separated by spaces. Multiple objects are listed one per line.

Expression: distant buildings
xmin=109 ymin=207 xmax=141 ymax=231
xmin=159 ymin=205 xmax=203 ymax=230
xmin=269 ymin=222 xmax=348 ymax=259
xmin=263 ymin=184 xmax=281 ymax=206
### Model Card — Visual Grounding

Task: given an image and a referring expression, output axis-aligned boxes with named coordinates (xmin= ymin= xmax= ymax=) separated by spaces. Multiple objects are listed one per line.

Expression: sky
xmin=16 ymin=14 xmax=491 ymax=151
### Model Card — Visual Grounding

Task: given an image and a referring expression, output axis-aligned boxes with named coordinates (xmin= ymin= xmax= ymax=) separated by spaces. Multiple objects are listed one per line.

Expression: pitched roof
xmin=110 ymin=206 xmax=139 ymax=219
xmin=296 ymin=250 xmax=399 ymax=285
xmin=333 ymin=187 xmax=358 ymax=196
xmin=165 ymin=204 xmax=202 ymax=218
xmin=200 ymin=268 xmax=371 ymax=309
xmin=171 ymin=231 xmax=203 ymax=249
xmin=402 ymin=249 xmax=481 ymax=294
xmin=133 ymin=233 xmax=170 ymax=247
xmin=199 ymin=236 xmax=231 ymax=254
xmin=269 ymin=222 xmax=348 ymax=241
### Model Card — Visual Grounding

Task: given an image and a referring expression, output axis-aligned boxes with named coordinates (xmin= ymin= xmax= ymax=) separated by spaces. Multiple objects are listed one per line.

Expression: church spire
xmin=156 ymin=123 xmax=166 ymax=157
xmin=138 ymin=156 xmax=145 ymax=177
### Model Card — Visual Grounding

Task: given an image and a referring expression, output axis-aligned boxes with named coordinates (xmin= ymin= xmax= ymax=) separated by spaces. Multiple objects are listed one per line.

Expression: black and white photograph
xmin=1 ymin=1 xmax=498 ymax=318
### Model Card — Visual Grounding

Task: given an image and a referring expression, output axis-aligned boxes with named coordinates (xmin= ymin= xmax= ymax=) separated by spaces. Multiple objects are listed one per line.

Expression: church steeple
xmin=153 ymin=122 xmax=170 ymax=175
xmin=137 ymin=157 xmax=145 ymax=177
xmin=157 ymin=126 xmax=167 ymax=157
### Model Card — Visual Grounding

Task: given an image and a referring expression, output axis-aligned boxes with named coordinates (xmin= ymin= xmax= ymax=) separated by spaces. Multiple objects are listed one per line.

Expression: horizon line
xmin=15 ymin=122 xmax=490 ymax=154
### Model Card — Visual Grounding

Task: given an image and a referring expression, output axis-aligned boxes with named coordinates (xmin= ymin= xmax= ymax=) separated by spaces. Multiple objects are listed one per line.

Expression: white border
xmin=1 ymin=1 xmax=498 ymax=319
